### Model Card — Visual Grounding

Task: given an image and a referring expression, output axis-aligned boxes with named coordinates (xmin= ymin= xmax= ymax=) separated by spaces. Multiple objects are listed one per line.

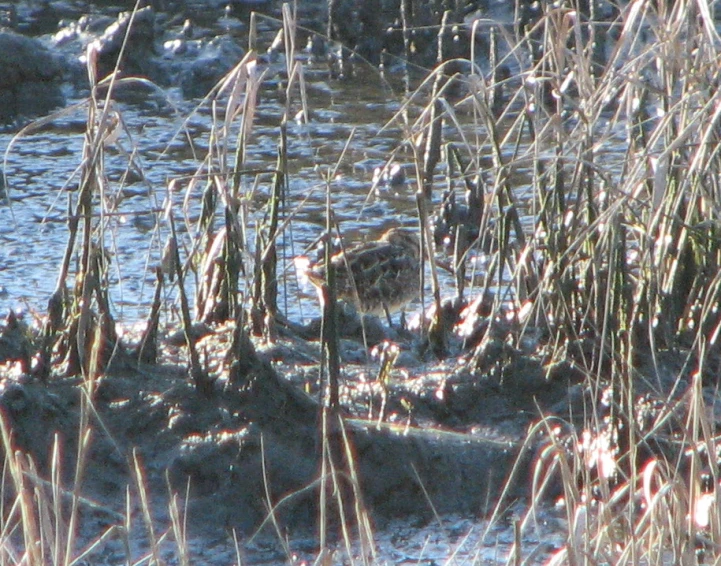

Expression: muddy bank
xmin=0 ymin=314 xmax=541 ymax=538
xmin=1 ymin=300 xmax=695 ymax=544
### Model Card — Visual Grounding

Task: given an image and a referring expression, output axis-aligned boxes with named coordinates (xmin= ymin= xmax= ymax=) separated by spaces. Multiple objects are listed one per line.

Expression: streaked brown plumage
xmin=296 ymin=228 xmax=421 ymax=316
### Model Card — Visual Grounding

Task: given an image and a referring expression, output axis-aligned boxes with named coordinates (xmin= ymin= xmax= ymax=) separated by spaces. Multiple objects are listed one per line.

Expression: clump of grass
xmin=404 ymin=0 xmax=721 ymax=561
xmin=0 ymin=398 xmax=197 ymax=566
xmin=524 ymin=371 xmax=720 ymax=565
xmin=32 ymin=47 xmax=123 ymax=381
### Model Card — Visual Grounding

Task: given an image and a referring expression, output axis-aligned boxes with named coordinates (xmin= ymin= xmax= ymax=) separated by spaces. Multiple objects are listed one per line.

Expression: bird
xmin=295 ymin=227 xmax=422 ymax=321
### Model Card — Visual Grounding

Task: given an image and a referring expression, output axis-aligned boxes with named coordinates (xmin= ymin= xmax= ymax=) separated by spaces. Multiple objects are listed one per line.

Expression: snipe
xmin=295 ymin=227 xmax=421 ymax=319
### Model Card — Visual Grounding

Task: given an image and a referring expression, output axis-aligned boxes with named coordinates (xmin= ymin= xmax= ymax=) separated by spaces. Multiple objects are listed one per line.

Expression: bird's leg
xmin=383 ymin=304 xmax=394 ymax=328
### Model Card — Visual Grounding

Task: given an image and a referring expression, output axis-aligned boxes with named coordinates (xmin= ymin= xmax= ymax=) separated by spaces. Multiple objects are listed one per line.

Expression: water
xmin=0 ymin=58 xmax=445 ymax=322
xmin=1 ymin=1 xmax=610 ymax=328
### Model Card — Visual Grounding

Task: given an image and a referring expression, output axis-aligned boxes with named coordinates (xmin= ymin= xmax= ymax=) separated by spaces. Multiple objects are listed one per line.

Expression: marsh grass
xmin=4 ymin=0 xmax=721 ymax=563
xmin=369 ymin=0 xmax=721 ymax=562
xmin=417 ymin=0 xmax=721 ymax=562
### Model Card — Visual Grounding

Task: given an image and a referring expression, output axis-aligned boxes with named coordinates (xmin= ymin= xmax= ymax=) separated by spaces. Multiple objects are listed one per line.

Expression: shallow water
xmin=0 ymin=1 xmax=635 ymax=330
xmin=0 ymin=55 xmax=474 ymax=326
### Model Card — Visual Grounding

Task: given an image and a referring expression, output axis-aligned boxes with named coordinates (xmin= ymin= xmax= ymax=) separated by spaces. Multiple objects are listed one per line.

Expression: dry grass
xmin=3 ymin=0 xmax=721 ymax=564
